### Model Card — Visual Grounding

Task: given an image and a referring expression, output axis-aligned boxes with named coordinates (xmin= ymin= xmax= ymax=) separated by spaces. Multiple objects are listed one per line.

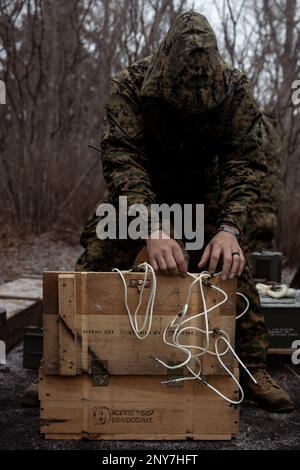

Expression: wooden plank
xmin=78 ymin=272 xmax=195 ymax=316
xmin=58 ymin=274 xmax=77 ymax=375
xmin=75 ymin=314 xmax=202 ymax=375
xmin=0 ymin=277 xmax=42 ymax=350
xmin=0 ymin=299 xmax=42 ymax=351
xmin=41 ymin=400 xmax=238 ymax=436
xmin=77 ymin=272 xmax=233 ymax=316
xmin=39 ymin=368 xmax=239 ymax=440
xmin=20 ymin=274 xmax=42 ymax=280
xmin=44 ymin=433 xmax=233 ymax=441
xmin=43 ymin=272 xmax=69 ymax=316
xmin=0 ymin=276 xmax=43 ymax=348
xmin=43 ymin=314 xmax=59 ymax=374
xmin=0 ymin=277 xmax=42 ymax=299
xmin=39 ymin=371 xmax=239 ymax=402
xmin=0 ymin=294 xmax=41 ymax=301
xmin=43 ymin=272 xmax=60 ymax=374
xmin=43 ymin=272 xmax=236 ymax=317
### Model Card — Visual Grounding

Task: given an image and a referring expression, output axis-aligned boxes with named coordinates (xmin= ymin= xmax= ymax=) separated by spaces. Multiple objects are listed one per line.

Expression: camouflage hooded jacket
xmin=101 ymin=12 xmax=266 ymax=234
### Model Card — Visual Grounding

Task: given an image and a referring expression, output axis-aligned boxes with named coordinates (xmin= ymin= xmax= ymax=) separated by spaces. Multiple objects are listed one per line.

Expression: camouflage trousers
xmin=76 ymin=212 xmax=269 ymax=368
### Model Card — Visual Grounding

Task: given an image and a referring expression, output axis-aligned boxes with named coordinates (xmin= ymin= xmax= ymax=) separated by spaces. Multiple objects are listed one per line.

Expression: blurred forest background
xmin=0 ymin=0 xmax=299 ymax=267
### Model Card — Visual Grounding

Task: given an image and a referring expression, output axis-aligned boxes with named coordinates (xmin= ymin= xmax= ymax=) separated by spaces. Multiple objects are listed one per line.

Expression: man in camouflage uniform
xmin=76 ymin=12 xmax=293 ymax=412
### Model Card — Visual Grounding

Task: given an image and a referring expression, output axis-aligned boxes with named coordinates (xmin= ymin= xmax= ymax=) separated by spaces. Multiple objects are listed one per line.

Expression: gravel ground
xmin=0 ymin=230 xmax=82 ymax=285
xmin=0 ymin=344 xmax=299 ymax=451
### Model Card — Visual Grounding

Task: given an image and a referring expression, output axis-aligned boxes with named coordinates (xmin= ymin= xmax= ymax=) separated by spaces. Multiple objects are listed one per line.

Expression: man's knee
xmin=75 ymin=238 xmax=143 ymax=272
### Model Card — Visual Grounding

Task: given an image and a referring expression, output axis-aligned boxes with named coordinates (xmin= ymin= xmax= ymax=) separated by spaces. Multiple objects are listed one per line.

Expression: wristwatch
xmin=217 ymin=225 xmax=240 ymax=239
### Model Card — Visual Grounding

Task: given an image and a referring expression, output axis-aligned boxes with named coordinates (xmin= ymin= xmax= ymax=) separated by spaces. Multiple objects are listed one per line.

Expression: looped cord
xmin=113 ymin=263 xmax=256 ymax=404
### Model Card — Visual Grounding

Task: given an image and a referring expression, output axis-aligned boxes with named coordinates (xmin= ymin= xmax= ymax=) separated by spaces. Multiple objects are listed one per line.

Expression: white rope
xmin=113 ymin=263 xmax=256 ymax=404
xmin=153 ymin=272 xmax=228 ymax=370
xmin=256 ymin=283 xmax=296 ymax=299
xmin=112 ymin=262 xmax=157 ymax=340
xmin=236 ymin=292 xmax=250 ymax=319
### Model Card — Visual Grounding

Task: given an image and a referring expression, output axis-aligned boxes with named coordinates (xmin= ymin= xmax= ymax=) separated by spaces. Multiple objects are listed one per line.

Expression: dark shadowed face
xmin=141 ymin=12 xmax=230 ymax=115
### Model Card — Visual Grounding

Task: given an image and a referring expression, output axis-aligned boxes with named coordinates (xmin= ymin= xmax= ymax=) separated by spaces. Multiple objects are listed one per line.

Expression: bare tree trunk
xmin=0 ymin=0 xmax=189 ymax=234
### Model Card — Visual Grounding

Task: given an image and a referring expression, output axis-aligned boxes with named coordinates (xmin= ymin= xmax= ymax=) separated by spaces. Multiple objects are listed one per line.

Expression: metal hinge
xmin=128 ymin=279 xmax=151 ymax=291
xmin=90 ymin=359 xmax=109 ymax=387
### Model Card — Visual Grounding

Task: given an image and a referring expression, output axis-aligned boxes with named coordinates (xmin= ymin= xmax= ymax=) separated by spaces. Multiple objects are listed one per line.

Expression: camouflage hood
xmin=140 ymin=12 xmax=230 ymax=114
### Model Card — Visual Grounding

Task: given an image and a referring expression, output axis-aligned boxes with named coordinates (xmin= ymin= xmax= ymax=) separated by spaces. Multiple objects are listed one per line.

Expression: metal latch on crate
xmin=91 ymin=359 xmax=109 ymax=387
xmin=128 ymin=279 xmax=151 ymax=291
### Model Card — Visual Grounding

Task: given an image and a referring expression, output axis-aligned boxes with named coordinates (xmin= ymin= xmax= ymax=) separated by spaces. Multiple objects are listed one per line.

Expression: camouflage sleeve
xmin=217 ymin=80 xmax=267 ymax=233
xmin=258 ymin=115 xmax=284 ymax=216
xmin=101 ymin=75 xmax=156 ymax=211
xmin=244 ymin=116 xmax=283 ymax=246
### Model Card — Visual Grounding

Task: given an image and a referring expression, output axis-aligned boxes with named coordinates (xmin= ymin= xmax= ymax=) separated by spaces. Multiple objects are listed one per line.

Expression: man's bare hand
xmin=198 ymin=231 xmax=245 ymax=280
xmin=146 ymin=230 xmax=188 ymax=277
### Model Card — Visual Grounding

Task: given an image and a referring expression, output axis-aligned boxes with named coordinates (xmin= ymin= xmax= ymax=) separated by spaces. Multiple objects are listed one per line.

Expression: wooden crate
xmin=43 ymin=272 xmax=236 ymax=376
xmin=39 ymin=368 xmax=239 ymax=441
